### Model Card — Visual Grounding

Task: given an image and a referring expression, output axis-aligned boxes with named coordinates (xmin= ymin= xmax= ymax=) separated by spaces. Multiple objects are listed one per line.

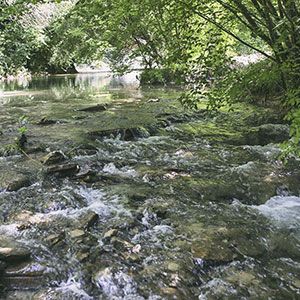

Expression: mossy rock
xmin=244 ymin=124 xmax=289 ymax=146
xmin=0 ymin=172 xmax=32 ymax=192
xmin=88 ymin=127 xmax=150 ymax=141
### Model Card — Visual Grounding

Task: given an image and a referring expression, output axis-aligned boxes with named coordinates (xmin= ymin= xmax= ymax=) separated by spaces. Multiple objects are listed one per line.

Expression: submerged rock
xmin=191 ymin=241 xmax=238 ymax=263
xmin=4 ymin=262 xmax=47 ymax=277
xmin=73 ymin=144 xmax=98 ymax=156
xmin=166 ymin=262 xmax=181 ymax=272
xmin=188 ymin=225 xmax=239 ymax=263
xmin=75 ymin=169 xmax=98 ymax=183
xmin=111 ymin=237 xmax=134 ymax=250
xmin=123 ymin=253 xmax=141 ymax=263
xmin=161 ymin=287 xmax=180 ymax=296
xmin=75 ymin=251 xmax=89 ymax=262
xmin=225 ymin=269 xmax=260 ymax=290
xmin=188 ymin=223 xmax=267 ymax=263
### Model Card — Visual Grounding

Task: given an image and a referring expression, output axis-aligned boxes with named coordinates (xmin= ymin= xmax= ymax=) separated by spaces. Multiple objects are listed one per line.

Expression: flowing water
xmin=0 ymin=73 xmax=299 ymax=299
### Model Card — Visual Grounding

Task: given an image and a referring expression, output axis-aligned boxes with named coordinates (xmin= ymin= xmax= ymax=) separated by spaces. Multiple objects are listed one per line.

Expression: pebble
xmin=103 ymin=229 xmax=118 ymax=239
xmin=78 ymin=211 xmax=99 ymax=230
xmin=69 ymin=229 xmax=85 ymax=239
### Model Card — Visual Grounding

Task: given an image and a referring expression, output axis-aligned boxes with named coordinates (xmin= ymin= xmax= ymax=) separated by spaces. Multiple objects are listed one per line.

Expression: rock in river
xmin=45 ymin=232 xmax=65 ymax=247
xmin=42 ymin=151 xmax=66 ymax=165
xmin=103 ymin=229 xmax=118 ymax=239
xmin=77 ymin=211 xmax=99 ymax=230
xmin=0 ymin=237 xmax=30 ymax=263
xmin=6 ymin=176 xmax=32 ymax=192
xmin=46 ymin=163 xmax=80 ymax=177
xmin=244 ymin=123 xmax=290 ymax=146
xmin=78 ymin=104 xmax=107 ymax=112
xmin=3 ymin=262 xmax=50 ymax=290
xmin=69 ymin=229 xmax=85 ymax=239
xmin=88 ymin=127 xmax=150 ymax=141
xmin=0 ymin=171 xmax=32 ymax=192
xmin=36 ymin=117 xmax=58 ymax=125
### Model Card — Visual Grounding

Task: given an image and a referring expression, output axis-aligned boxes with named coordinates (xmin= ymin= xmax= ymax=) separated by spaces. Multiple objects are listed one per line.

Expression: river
xmin=0 ymin=73 xmax=299 ymax=299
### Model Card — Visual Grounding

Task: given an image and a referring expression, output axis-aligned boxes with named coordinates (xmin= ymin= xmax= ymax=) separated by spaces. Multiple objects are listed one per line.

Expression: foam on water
xmin=255 ymin=196 xmax=300 ymax=228
xmin=231 ymin=161 xmax=256 ymax=175
xmin=0 ymin=224 xmax=20 ymax=238
xmin=34 ymin=186 xmax=132 ymax=222
xmin=198 ymin=278 xmax=238 ymax=299
xmin=55 ymin=275 xmax=93 ymax=299
xmin=0 ymin=186 xmax=131 ymax=230
xmin=94 ymin=268 xmax=144 ymax=300
xmin=103 ymin=162 xmax=138 ymax=178
xmin=76 ymin=186 xmax=132 ymax=218
xmin=132 ymin=224 xmax=174 ymax=246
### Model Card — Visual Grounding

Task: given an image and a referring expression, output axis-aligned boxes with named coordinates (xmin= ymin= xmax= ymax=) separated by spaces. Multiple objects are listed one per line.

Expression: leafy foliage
xmin=229 ymin=60 xmax=285 ymax=103
xmin=1 ymin=0 xmax=300 ymax=154
xmin=0 ymin=1 xmax=40 ymax=75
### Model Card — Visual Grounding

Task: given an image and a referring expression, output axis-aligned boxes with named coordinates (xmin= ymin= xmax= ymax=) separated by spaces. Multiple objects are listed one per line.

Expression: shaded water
xmin=0 ymin=73 xmax=299 ymax=299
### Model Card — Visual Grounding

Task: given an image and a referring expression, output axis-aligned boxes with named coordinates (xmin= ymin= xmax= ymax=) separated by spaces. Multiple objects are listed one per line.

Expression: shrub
xmin=140 ymin=68 xmax=185 ymax=85
xmin=229 ymin=60 xmax=285 ymax=104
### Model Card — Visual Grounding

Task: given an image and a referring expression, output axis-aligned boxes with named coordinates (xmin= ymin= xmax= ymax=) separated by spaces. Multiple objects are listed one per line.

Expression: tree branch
xmin=178 ymin=1 xmax=276 ymax=61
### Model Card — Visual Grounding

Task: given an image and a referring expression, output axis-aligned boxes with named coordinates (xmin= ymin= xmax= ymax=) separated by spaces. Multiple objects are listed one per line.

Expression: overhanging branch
xmin=178 ymin=0 xmax=276 ymax=62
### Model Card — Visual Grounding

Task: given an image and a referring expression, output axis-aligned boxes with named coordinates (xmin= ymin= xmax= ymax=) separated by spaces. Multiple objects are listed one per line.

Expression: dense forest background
xmin=1 ymin=0 xmax=300 ymax=154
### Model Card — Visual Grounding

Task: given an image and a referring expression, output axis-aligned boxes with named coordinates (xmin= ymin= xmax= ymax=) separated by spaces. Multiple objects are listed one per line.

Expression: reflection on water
xmin=0 ymin=72 xmax=141 ymax=92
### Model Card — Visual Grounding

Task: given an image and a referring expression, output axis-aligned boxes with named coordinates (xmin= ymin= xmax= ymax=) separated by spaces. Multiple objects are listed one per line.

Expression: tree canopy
xmin=1 ymin=0 xmax=300 ymax=152
xmin=1 ymin=1 xmax=299 ymax=75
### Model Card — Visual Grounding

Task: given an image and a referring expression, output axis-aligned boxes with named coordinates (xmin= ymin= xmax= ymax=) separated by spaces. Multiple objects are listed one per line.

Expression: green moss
xmin=176 ymin=121 xmax=243 ymax=143
xmin=175 ymin=176 xmax=234 ymax=202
